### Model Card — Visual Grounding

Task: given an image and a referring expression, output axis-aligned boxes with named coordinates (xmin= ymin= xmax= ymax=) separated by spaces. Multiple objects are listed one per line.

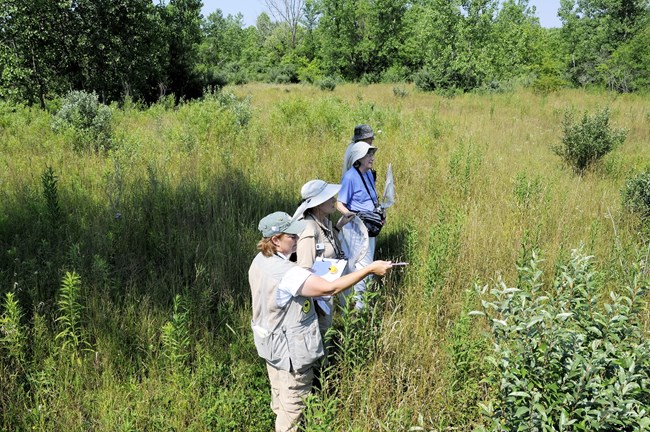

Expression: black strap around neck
xmin=355 ymin=167 xmax=378 ymax=207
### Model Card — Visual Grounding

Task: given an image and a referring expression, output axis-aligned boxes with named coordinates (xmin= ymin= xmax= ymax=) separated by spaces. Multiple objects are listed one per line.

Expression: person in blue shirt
xmin=336 ymin=141 xmax=381 ymax=309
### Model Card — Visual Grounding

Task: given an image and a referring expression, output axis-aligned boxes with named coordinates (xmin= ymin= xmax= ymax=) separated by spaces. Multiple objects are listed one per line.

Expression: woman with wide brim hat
xmin=336 ymin=141 xmax=381 ymax=309
xmin=342 ymin=124 xmax=375 ymax=176
xmin=292 ymin=180 xmax=355 ymax=349
xmin=249 ymin=211 xmax=392 ymax=431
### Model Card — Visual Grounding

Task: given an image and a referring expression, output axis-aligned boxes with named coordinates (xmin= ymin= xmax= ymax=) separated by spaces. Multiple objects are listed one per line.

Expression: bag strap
xmin=354 ymin=167 xmax=379 ymax=207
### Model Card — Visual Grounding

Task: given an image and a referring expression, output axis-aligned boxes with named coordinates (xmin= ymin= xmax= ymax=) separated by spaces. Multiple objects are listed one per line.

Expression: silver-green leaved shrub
xmin=472 ymin=248 xmax=650 ymax=431
xmin=52 ymin=90 xmax=113 ymax=152
xmin=203 ymin=89 xmax=252 ymax=127
xmin=623 ymin=168 xmax=650 ymax=220
xmin=552 ymin=108 xmax=627 ymax=174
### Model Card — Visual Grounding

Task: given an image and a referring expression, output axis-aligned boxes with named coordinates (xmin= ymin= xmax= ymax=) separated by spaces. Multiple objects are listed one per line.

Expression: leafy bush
xmin=392 ymin=86 xmax=409 ymax=98
xmin=414 ymin=66 xmax=463 ymax=93
xmin=472 ymin=248 xmax=650 ymax=431
xmin=552 ymin=108 xmax=627 ymax=174
xmin=381 ymin=65 xmax=410 ymax=83
xmin=317 ymin=77 xmax=337 ymax=92
xmin=297 ymin=59 xmax=323 ymax=84
xmin=476 ymin=79 xmax=514 ymax=94
xmin=623 ymin=167 xmax=650 ymax=219
xmin=413 ymin=67 xmax=439 ymax=92
xmin=203 ymin=90 xmax=253 ymax=127
xmin=204 ymin=69 xmax=229 ymax=89
xmin=267 ymin=64 xmax=299 ymax=84
xmin=532 ymin=74 xmax=569 ymax=94
xmin=52 ymin=90 xmax=113 ymax=152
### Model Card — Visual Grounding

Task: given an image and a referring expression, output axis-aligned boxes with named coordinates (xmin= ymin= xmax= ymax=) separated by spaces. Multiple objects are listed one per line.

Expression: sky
xmin=201 ymin=0 xmax=563 ymax=29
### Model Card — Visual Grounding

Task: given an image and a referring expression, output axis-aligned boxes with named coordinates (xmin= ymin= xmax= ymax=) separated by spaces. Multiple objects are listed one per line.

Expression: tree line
xmin=1 ymin=0 xmax=648 ymax=107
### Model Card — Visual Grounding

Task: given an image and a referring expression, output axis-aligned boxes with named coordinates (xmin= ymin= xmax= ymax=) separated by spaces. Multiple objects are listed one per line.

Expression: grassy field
xmin=1 ymin=83 xmax=649 ymax=431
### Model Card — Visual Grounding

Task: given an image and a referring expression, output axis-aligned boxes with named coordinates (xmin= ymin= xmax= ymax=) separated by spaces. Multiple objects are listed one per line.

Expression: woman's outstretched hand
xmin=368 ymin=260 xmax=393 ymax=276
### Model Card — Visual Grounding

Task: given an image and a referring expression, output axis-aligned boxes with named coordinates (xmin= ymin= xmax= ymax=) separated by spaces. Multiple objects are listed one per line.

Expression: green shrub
xmin=381 ymin=65 xmax=410 ymax=83
xmin=267 ymin=64 xmax=299 ymax=84
xmin=297 ymin=59 xmax=323 ymax=84
xmin=476 ymin=79 xmax=514 ymax=94
xmin=203 ymin=89 xmax=253 ymax=127
xmin=392 ymin=86 xmax=409 ymax=98
xmin=51 ymin=90 xmax=113 ymax=152
xmin=472 ymin=248 xmax=650 ymax=431
xmin=531 ymin=74 xmax=569 ymax=94
xmin=623 ymin=167 xmax=650 ymax=219
xmin=552 ymin=108 xmax=627 ymax=174
xmin=413 ymin=67 xmax=438 ymax=92
xmin=317 ymin=77 xmax=337 ymax=92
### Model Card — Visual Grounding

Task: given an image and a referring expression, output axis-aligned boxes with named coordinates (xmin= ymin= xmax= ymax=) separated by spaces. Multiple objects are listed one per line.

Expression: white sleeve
xmin=276 ymin=266 xmax=313 ymax=308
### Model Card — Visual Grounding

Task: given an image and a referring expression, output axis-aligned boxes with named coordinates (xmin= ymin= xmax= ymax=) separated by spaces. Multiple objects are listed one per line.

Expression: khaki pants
xmin=266 ymin=363 xmax=314 ymax=432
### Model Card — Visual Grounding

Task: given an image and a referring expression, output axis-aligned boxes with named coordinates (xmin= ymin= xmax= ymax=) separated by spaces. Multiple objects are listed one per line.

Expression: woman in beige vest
xmin=292 ymin=179 xmax=354 ymax=345
xmin=249 ymin=211 xmax=392 ymax=432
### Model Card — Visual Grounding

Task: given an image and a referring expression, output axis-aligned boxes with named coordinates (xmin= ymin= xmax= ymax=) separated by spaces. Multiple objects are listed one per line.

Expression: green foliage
xmin=0 ymin=0 xmax=73 ymax=107
xmin=473 ymin=248 xmax=650 ymax=431
xmin=0 ymin=291 xmax=27 ymax=370
xmin=392 ymin=86 xmax=409 ymax=98
xmin=443 ymin=289 xmax=492 ymax=426
xmin=552 ymin=108 xmax=627 ymax=174
xmin=413 ymin=67 xmax=442 ymax=92
xmin=268 ymin=63 xmax=299 ymax=84
xmin=513 ymin=171 xmax=545 ymax=211
xmin=599 ymin=21 xmax=650 ymax=93
xmin=318 ymin=0 xmax=409 ymax=81
xmin=381 ymin=65 xmax=411 ymax=83
xmin=559 ymin=0 xmax=649 ymax=88
xmin=161 ymin=294 xmax=191 ymax=371
xmin=330 ymin=286 xmax=383 ymax=370
xmin=423 ymin=202 xmax=464 ymax=298
xmin=2 ymin=0 xmax=650 ymax=106
xmin=297 ymin=58 xmax=324 ymax=84
xmin=317 ymin=76 xmax=337 ymax=91
xmin=72 ymin=0 xmax=169 ymax=103
xmin=41 ymin=166 xmax=61 ymax=226
xmin=448 ymin=141 xmax=483 ymax=197
xmin=623 ymin=167 xmax=650 ymax=219
xmin=302 ymin=392 xmax=340 ymax=432
xmin=160 ymin=0 xmax=204 ymax=100
xmin=55 ymin=272 xmax=86 ymax=355
xmin=1 ymin=83 xmax=650 ymax=430
xmin=52 ymin=90 xmax=113 ymax=152
xmin=531 ymin=74 xmax=569 ymax=94
xmin=203 ymin=89 xmax=253 ymax=127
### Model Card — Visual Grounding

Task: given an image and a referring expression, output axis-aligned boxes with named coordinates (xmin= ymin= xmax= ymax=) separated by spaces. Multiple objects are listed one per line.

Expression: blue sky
xmin=201 ymin=0 xmax=562 ymax=28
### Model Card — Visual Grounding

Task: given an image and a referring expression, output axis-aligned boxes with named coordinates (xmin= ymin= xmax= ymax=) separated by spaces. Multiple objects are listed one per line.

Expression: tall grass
xmin=0 ymin=85 xmax=649 ymax=430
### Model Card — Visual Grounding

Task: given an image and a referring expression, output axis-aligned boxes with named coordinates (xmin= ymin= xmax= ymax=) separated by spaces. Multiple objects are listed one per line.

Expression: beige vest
xmin=295 ymin=216 xmax=343 ymax=269
xmin=249 ymin=253 xmax=323 ymax=372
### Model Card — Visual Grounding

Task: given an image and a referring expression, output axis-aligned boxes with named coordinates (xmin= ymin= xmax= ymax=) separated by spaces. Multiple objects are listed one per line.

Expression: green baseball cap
xmin=258 ymin=211 xmax=307 ymax=238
